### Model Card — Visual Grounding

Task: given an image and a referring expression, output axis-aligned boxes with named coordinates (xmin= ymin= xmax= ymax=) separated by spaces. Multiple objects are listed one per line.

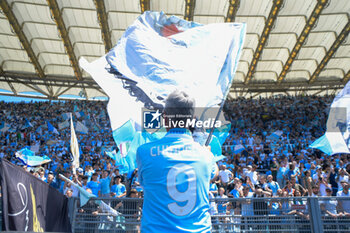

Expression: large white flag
xmin=310 ymin=82 xmax=350 ymax=155
xmin=76 ymin=121 xmax=88 ymax=134
xmin=80 ymin=11 xmax=246 ymax=172
xmin=70 ymin=114 xmax=80 ymax=173
xmin=58 ymin=120 xmax=69 ymax=130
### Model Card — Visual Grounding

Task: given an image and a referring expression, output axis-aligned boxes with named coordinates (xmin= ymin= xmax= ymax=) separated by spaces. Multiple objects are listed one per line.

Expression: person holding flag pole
xmin=80 ymin=11 xmax=246 ymax=232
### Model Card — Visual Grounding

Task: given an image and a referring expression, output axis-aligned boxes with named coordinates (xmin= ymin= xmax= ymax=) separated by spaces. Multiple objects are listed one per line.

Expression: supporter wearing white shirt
xmin=337 ymin=169 xmax=349 ymax=191
xmin=245 ymin=165 xmax=259 ymax=185
xmin=337 ymin=182 xmax=350 ymax=215
xmin=248 ymin=136 xmax=254 ymax=146
xmin=312 ymin=165 xmax=324 ymax=183
xmin=318 ymin=177 xmax=332 ymax=196
xmin=219 ymin=165 xmax=233 ymax=187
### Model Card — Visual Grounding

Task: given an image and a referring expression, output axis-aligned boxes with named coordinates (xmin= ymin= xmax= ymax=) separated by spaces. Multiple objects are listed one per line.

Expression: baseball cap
xmin=316 ymin=165 xmax=322 ymax=170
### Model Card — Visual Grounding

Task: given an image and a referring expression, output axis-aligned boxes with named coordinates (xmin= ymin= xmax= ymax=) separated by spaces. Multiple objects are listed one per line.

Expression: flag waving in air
xmin=70 ymin=114 xmax=80 ymax=174
xmin=15 ymin=147 xmax=51 ymax=167
xmin=80 ymin=11 xmax=246 ymax=172
xmin=310 ymin=81 xmax=350 ymax=155
xmin=106 ymin=11 xmax=246 ymax=110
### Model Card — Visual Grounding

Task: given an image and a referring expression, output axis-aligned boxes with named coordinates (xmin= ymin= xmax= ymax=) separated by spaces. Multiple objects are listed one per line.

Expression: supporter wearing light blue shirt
xmin=137 ymin=91 xmax=218 ymax=232
xmin=229 ymin=189 xmax=240 ymax=198
xmin=99 ymin=170 xmax=112 ymax=197
xmin=209 ymin=181 xmax=218 ymax=196
xmin=267 ymin=175 xmax=280 ymax=196
xmin=111 ymin=176 xmax=126 ymax=198
xmin=86 ymin=173 xmax=100 ymax=196
xmin=137 ymin=127 xmax=218 ymax=232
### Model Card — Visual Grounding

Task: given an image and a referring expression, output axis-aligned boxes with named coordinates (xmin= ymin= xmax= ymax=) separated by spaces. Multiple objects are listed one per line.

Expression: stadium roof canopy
xmin=0 ymin=0 xmax=349 ymax=100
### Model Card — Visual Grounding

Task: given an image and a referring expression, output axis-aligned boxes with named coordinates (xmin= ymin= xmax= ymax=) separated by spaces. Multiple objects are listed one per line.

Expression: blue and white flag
xmin=233 ymin=144 xmax=245 ymax=154
xmin=58 ymin=120 xmax=69 ymax=130
xmin=80 ymin=11 xmax=245 ymax=173
xmin=267 ymin=130 xmax=283 ymax=141
xmin=106 ymin=150 xmax=130 ymax=174
xmin=25 ymin=118 xmax=33 ymax=128
xmin=0 ymin=122 xmax=11 ymax=132
xmin=47 ymin=121 xmax=59 ymax=135
xmin=75 ymin=111 xmax=85 ymax=118
xmin=62 ymin=113 xmax=70 ymax=120
xmin=15 ymin=147 xmax=51 ymax=167
xmin=310 ymin=82 xmax=350 ymax=155
xmin=76 ymin=121 xmax=88 ymax=134
xmin=36 ymin=126 xmax=42 ymax=135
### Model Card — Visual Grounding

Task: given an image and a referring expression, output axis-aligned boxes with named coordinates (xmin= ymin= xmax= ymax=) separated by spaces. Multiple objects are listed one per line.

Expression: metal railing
xmin=2 ymin=196 xmax=350 ymax=232
xmin=68 ymin=196 xmax=350 ymax=233
xmin=72 ymin=197 xmax=143 ymax=233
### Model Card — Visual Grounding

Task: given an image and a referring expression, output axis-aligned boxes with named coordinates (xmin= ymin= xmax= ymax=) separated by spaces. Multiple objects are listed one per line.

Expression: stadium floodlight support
xmin=230 ymin=80 xmax=344 ymax=94
xmin=0 ymin=73 xmax=106 ymax=99
xmin=0 ymin=67 xmax=17 ymax=95
xmin=343 ymin=70 xmax=350 ymax=83
xmin=0 ymin=0 xmax=53 ymax=97
xmin=184 ymin=0 xmax=196 ymax=21
xmin=140 ymin=0 xmax=150 ymax=13
xmin=94 ymin=0 xmax=112 ymax=53
xmin=277 ymin=0 xmax=329 ymax=84
xmin=244 ymin=0 xmax=284 ymax=85
xmin=225 ymin=0 xmax=240 ymax=23
xmin=47 ymin=0 xmax=88 ymax=100
xmin=309 ymin=20 xmax=350 ymax=84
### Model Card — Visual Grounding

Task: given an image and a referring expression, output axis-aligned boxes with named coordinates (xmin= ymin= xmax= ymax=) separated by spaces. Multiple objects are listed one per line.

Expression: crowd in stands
xmin=1 ymin=95 xmax=350 ymax=219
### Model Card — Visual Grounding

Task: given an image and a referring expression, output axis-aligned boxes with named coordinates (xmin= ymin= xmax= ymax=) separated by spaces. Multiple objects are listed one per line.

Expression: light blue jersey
xmin=100 ymin=177 xmax=111 ymax=195
xmin=137 ymin=128 xmax=217 ymax=233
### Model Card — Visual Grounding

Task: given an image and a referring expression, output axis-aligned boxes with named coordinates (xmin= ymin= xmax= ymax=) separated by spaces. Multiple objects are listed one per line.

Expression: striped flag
xmin=267 ymin=130 xmax=283 ymax=141
xmin=15 ymin=147 xmax=51 ymax=167
xmin=233 ymin=144 xmax=245 ymax=154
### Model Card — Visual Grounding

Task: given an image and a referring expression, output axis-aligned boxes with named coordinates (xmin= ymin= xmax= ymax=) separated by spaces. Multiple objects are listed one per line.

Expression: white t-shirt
xmin=319 ymin=183 xmax=331 ymax=196
xmin=219 ymin=169 xmax=232 ymax=183
xmin=248 ymin=137 xmax=254 ymax=145
xmin=337 ymin=175 xmax=349 ymax=189
xmin=246 ymin=171 xmax=258 ymax=185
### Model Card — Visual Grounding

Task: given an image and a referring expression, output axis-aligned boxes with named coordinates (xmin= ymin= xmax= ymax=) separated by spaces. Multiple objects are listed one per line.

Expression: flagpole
xmin=205 ymin=79 xmax=234 ymax=147
xmin=204 ymin=100 xmax=226 ymax=146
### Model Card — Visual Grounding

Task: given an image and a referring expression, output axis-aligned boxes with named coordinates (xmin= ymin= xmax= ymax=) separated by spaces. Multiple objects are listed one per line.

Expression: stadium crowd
xmin=1 ymin=95 xmax=350 ymax=218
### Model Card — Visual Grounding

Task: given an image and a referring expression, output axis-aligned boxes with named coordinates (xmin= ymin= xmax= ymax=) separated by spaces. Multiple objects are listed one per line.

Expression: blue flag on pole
xmin=310 ymin=82 xmax=350 ymax=155
xmin=25 ymin=118 xmax=33 ymax=128
xmin=47 ymin=121 xmax=59 ymax=135
xmin=106 ymin=150 xmax=130 ymax=174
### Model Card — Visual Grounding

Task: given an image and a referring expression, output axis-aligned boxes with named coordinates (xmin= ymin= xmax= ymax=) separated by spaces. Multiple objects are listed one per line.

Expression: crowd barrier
xmin=1 ymin=196 xmax=350 ymax=232
xmin=69 ymin=196 xmax=350 ymax=233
